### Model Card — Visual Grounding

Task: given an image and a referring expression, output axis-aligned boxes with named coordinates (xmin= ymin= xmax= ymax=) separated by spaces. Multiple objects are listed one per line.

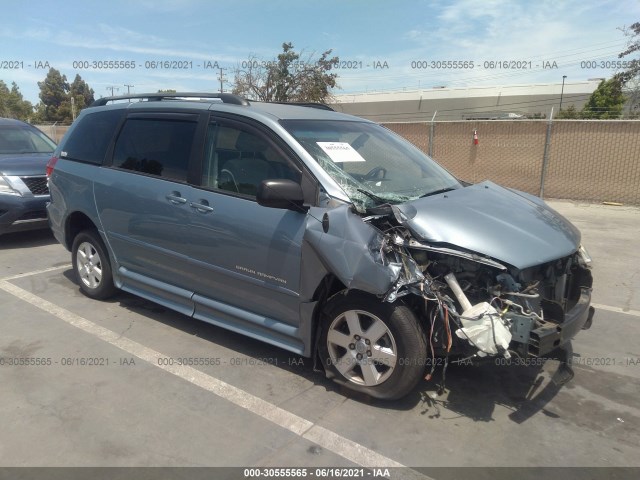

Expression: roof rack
xmin=91 ymin=92 xmax=250 ymax=107
xmin=272 ymin=102 xmax=334 ymax=111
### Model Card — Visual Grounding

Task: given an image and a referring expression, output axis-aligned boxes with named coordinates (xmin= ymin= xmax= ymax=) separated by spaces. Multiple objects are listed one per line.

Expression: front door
xmin=185 ymin=118 xmax=309 ymax=353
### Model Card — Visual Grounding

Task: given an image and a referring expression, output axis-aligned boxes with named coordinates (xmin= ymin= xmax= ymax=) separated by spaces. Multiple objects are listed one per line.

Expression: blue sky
xmin=1 ymin=0 xmax=638 ymax=104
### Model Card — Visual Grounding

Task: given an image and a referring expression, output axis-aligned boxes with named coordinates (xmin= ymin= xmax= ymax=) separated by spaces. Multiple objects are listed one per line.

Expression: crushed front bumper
xmin=528 ymin=287 xmax=594 ymax=357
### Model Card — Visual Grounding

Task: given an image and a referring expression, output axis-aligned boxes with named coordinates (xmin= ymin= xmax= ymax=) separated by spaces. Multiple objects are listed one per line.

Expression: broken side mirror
xmin=257 ymin=179 xmax=308 ymax=212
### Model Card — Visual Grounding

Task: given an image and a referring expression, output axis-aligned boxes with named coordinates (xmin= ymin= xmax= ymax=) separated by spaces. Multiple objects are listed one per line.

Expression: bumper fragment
xmin=528 ymin=287 xmax=593 ymax=357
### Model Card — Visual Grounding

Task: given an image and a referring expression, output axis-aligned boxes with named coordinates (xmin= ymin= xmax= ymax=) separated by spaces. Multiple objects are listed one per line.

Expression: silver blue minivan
xmin=47 ymin=93 xmax=594 ymax=400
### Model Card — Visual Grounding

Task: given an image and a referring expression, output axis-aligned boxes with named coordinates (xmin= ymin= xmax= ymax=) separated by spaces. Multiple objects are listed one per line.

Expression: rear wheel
xmin=71 ymin=229 xmax=116 ymax=300
xmin=319 ymin=291 xmax=426 ymax=400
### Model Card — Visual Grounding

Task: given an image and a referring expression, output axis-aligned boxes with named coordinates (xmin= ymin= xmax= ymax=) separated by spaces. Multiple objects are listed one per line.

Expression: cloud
xmin=0 ymin=20 xmax=245 ymax=64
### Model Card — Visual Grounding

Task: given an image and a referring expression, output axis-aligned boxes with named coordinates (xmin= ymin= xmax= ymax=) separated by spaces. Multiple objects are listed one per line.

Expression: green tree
xmin=557 ymin=104 xmax=582 ymax=119
xmin=34 ymin=69 xmax=95 ymax=122
xmin=615 ymin=22 xmax=640 ymax=117
xmin=0 ymin=80 xmax=33 ymax=120
xmin=232 ymin=42 xmax=339 ymax=103
xmin=36 ymin=68 xmax=71 ymax=122
xmin=616 ymin=22 xmax=639 ymax=85
xmin=581 ymin=78 xmax=626 ymax=119
xmin=69 ymin=74 xmax=95 ymax=112
xmin=0 ymin=81 xmax=12 ymax=118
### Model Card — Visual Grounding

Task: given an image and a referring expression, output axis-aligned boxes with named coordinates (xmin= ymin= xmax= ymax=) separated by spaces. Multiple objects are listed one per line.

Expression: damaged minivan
xmin=47 ymin=93 xmax=594 ymax=400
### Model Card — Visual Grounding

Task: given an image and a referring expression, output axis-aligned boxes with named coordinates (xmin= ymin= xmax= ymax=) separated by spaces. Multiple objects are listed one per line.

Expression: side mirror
xmin=257 ymin=179 xmax=307 ymax=212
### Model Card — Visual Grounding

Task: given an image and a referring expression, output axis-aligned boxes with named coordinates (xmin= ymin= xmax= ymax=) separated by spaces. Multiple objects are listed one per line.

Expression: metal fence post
xmin=539 ymin=108 xmax=554 ymax=198
xmin=428 ymin=111 xmax=437 ymax=157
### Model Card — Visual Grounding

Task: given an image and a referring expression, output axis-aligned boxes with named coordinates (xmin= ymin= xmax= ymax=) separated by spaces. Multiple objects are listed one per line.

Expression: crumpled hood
xmin=395 ymin=181 xmax=580 ymax=270
xmin=0 ymin=153 xmax=50 ymax=176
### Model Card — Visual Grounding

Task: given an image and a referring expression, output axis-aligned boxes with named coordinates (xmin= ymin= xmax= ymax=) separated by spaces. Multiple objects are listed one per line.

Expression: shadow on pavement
xmin=0 ymin=229 xmax=56 ymax=250
xmin=409 ymin=361 xmax=562 ymax=423
xmin=60 ymin=268 xmax=565 ymax=424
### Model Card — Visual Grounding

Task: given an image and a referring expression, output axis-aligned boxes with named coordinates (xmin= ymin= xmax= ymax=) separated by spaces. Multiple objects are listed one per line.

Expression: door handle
xmin=166 ymin=192 xmax=187 ymax=205
xmin=190 ymin=200 xmax=214 ymax=213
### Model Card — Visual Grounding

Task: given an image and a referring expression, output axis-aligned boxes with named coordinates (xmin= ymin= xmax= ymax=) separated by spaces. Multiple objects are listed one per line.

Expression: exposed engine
xmin=366 ymin=216 xmax=594 ymax=364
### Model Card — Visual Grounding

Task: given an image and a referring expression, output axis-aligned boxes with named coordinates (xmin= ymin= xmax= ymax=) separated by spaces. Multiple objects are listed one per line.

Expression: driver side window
xmin=202 ymin=123 xmax=300 ymax=197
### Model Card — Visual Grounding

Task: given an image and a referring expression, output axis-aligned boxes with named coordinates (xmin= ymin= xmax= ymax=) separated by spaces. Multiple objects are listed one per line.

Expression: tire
xmin=319 ymin=290 xmax=427 ymax=400
xmin=71 ymin=229 xmax=116 ymax=300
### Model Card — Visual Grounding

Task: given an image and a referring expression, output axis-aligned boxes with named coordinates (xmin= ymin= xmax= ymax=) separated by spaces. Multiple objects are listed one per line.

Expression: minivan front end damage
xmin=409 ymin=237 xmax=593 ymax=357
xmin=305 ymin=194 xmax=594 ymax=386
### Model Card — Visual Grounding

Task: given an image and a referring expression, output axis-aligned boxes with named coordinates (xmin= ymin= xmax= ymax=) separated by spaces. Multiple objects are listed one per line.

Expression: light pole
xmin=559 ymin=75 xmax=567 ymax=111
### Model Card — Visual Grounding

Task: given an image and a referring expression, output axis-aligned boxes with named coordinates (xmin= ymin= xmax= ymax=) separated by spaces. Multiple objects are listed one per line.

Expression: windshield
xmin=0 ymin=126 xmax=56 ymax=154
xmin=281 ymin=119 xmax=461 ymax=211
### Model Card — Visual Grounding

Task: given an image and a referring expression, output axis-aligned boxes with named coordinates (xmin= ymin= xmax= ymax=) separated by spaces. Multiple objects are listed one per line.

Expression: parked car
xmin=0 ymin=118 xmax=56 ymax=235
xmin=46 ymin=93 xmax=594 ymax=400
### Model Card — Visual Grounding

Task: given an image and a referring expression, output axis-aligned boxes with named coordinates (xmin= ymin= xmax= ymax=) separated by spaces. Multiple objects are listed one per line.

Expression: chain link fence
xmin=383 ymin=119 xmax=640 ymax=204
xmin=34 ymin=119 xmax=639 ymax=204
xmin=35 ymin=124 xmax=70 ymax=143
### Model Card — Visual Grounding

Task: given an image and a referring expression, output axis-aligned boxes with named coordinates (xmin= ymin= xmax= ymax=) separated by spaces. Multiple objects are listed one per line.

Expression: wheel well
xmin=312 ymin=274 xmax=347 ymax=304
xmin=65 ymin=212 xmax=98 ymax=249
xmin=309 ymin=274 xmax=347 ymax=360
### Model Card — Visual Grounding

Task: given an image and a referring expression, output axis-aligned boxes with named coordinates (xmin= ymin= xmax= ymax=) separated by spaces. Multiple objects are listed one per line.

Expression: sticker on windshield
xmin=317 ymin=142 xmax=366 ymax=163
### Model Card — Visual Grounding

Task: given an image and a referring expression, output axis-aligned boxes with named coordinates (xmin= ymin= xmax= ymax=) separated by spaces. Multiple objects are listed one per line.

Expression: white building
xmin=331 ymin=80 xmax=603 ymax=122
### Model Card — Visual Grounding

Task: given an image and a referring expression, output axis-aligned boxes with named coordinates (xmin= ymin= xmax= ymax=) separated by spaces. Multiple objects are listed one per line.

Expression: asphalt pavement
xmin=0 ymin=199 xmax=639 ymax=479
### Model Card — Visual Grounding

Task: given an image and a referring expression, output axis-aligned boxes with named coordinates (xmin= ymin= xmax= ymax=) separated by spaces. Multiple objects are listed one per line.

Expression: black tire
xmin=319 ymin=290 xmax=427 ymax=400
xmin=71 ymin=229 xmax=116 ymax=300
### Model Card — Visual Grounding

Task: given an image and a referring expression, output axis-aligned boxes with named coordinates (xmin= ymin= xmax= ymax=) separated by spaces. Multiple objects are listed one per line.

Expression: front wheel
xmin=319 ymin=291 xmax=426 ymax=400
xmin=71 ymin=229 xmax=116 ymax=300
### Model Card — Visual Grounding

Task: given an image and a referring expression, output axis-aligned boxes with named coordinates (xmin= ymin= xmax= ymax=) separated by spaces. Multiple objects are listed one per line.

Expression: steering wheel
xmin=363 ymin=166 xmax=388 ymax=181
xmin=220 ymin=168 xmax=239 ymax=192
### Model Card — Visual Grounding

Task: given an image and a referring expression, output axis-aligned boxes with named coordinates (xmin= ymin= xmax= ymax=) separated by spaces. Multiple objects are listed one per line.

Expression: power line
xmin=334 ymin=40 xmax=631 ymax=94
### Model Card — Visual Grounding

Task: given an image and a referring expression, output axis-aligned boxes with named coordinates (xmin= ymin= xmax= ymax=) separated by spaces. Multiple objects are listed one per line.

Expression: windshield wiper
xmin=356 ymin=188 xmax=387 ymax=205
xmin=419 ymin=187 xmax=457 ymax=198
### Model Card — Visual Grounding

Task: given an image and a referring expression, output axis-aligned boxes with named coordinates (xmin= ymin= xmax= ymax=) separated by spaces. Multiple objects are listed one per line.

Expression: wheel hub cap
xmin=326 ymin=309 xmax=398 ymax=387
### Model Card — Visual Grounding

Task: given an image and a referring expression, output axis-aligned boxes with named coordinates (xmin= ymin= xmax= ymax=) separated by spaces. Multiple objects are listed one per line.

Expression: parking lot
xmin=1 ymin=199 xmax=639 ymax=478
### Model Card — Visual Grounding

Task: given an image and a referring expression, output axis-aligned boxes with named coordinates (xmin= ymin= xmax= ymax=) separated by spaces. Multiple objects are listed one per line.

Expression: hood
xmin=0 ymin=153 xmax=50 ymax=177
xmin=395 ymin=181 xmax=580 ymax=270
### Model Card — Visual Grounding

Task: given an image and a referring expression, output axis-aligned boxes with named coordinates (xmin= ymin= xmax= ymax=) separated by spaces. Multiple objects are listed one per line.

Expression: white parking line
xmin=1 ymin=263 xmax=72 ymax=281
xmin=3 ymin=263 xmax=636 ymax=476
xmin=0 ymin=278 xmax=430 ymax=479
xmin=592 ymin=303 xmax=640 ymax=318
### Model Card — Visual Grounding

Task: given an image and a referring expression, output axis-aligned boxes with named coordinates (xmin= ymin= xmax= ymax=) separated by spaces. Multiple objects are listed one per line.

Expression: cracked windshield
xmin=282 ymin=120 xmax=461 ymax=211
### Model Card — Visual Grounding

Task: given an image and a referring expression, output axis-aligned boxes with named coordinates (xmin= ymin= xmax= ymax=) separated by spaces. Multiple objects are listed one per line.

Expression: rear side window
xmin=113 ymin=118 xmax=196 ymax=182
xmin=61 ymin=110 xmax=122 ymax=164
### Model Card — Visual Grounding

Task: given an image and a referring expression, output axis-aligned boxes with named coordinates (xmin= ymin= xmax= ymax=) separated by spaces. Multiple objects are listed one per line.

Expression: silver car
xmin=46 ymin=93 xmax=594 ymax=400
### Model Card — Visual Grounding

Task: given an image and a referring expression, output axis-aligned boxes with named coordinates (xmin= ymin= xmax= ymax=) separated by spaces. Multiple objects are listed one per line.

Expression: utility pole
xmin=107 ymin=86 xmax=119 ymax=96
xmin=217 ymin=67 xmax=227 ymax=93
xmin=124 ymin=84 xmax=134 ymax=102
xmin=559 ymin=75 xmax=567 ymax=111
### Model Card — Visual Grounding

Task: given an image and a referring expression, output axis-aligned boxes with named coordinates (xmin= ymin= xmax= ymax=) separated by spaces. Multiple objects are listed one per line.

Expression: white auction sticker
xmin=316 ymin=142 xmax=366 ymax=163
